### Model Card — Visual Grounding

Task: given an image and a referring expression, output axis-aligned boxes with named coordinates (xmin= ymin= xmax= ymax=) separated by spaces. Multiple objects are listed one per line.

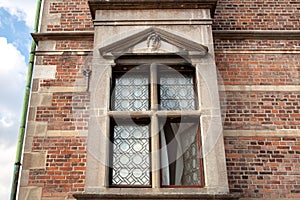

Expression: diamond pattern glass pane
xmin=160 ymin=73 xmax=195 ymax=110
xmin=111 ymin=125 xmax=150 ymax=186
xmin=160 ymin=121 xmax=202 ymax=186
xmin=112 ymin=73 xmax=149 ymax=111
xmin=181 ymin=134 xmax=201 ymax=185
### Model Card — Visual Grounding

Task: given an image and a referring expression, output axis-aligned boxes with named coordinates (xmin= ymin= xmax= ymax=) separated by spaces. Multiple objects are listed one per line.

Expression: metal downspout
xmin=10 ymin=0 xmax=42 ymax=199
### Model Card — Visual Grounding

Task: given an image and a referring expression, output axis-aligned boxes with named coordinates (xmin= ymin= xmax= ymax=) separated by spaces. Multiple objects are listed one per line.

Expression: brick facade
xmin=213 ymin=0 xmax=300 ymax=30
xmin=213 ymin=1 xmax=300 ymax=197
xmin=19 ymin=0 xmax=299 ymax=199
xmin=225 ymin=136 xmax=300 ymax=198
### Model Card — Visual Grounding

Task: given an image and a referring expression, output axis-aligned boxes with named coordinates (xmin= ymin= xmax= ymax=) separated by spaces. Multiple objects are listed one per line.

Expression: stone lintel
xmin=88 ymin=0 xmax=218 ymax=19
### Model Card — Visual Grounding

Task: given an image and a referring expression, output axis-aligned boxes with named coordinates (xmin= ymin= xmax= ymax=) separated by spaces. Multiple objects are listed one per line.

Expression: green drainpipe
xmin=10 ymin=0 xmax=42 ymax=199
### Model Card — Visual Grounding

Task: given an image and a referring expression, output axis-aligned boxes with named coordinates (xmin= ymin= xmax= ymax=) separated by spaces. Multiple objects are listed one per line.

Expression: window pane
xmin=160 ymin=73 xmax=195 ymax=110
xmin=111 ymin=124 xmax=150 ymax=186
xmin=112 ymin=73 xmax=149 ymax=111
xmin=160 ymin=120 xmax=202 ymax=186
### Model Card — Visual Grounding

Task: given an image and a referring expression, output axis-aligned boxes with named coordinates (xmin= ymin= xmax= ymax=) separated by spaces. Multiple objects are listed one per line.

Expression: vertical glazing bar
xmin=151 ymin=115 xmax=160 ymax=188
xmin=150 ymin=63 xmax=158 ymax=111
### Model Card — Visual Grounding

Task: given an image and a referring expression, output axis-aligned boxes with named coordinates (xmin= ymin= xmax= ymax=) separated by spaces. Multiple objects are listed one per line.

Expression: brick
xmin=225 ymin=136 xmax=300 ymax=198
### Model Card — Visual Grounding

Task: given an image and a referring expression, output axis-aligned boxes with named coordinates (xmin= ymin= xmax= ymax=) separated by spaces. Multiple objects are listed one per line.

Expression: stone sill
xmin=74 ymin=192 xmax=240 ymax=200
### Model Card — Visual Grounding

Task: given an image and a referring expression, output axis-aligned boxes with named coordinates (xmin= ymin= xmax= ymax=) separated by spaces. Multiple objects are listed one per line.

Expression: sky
xmin=0 ymin=0 xmax=36 ymax=199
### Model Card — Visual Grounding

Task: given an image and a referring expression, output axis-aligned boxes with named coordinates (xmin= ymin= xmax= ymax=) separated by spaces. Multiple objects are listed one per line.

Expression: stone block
xmin=18 ymin=186 xmax=42 ymax=200
xmin=22 ymin=152 xmax=46 ymax=170
xmin=33 ymin=65 xmax=56 ymax=79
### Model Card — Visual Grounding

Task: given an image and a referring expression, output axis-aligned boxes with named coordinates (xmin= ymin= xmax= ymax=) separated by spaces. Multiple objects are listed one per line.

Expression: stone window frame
xmin=82 ymin=27 xmax=229 ymax=196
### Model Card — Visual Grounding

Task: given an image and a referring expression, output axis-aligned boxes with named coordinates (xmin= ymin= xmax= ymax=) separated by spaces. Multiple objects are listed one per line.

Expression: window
xmin=110 ymin=119 xmax=151 ymax=187
xmin=160 ymin=117 xmax=202 ymax=187
xmin=109 ymin=60 xmax=203 ymax=188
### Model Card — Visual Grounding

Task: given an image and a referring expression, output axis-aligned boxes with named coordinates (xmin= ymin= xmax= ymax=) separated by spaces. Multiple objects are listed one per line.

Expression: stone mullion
xmin=150 ymin=63 xmax=161 ymax=188
xmin=151 ymin=114 xmax=160 ymax=188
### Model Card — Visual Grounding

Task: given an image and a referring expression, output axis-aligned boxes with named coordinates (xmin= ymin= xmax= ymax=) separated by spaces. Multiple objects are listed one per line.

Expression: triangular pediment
xmin=99 ymin=27 xmax=208 ymax=58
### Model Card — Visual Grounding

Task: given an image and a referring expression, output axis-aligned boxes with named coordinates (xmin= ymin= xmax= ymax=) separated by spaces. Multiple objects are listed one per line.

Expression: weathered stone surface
xmin=22 ymin=152 xmax=46 ymax=169
xmin=33 ymin=65 xmax=56 ymax=79
xmin=74 ymin=193 xmax=240 ymax=200
xmin=18 ymin=187 xmax=42 ymax=200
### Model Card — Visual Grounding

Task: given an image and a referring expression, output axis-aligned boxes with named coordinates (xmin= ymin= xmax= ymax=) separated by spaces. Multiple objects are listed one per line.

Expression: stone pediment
xmin=99 ymin=27 xmax=208 ymax=58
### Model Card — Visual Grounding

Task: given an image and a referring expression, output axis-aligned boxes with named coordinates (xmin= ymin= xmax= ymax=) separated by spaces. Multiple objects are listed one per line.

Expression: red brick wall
xmin=220 ymin=91 xmax=300 ymax=130
xmin=29 ymin=137 xmax=87 ymax=198
xmin=214 ymin=0 xmax=300 ymax=30
xmin=36 ymin=92 xmax=90 ymax=131
xmin=40 ymin=55 xmax=87 ymax=87
xmin=216 ymin=54 xmax=300 ymax=85
xmin=47 ymin=0 xmax=93 ymax=31
xmin=214 ymin=1 xmax=300 ymax=198
xmin=225 ymin=136 xmax=300 ymax=198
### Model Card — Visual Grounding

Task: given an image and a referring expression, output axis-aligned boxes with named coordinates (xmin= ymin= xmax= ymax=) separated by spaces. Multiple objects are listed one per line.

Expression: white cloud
xmin=0 ymin=143 xmax=16 ymax=200
xmin=0 ymin=37 xmax=26 ymax=200
xmin=0 ymin=0 xmax=37 ymax=28
xmin=0 ymin=37 xmax=26 ymax=141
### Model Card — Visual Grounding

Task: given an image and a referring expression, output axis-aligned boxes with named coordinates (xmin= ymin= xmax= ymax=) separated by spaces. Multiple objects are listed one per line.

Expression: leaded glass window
xmin=160 ymin=72 xmax=195 ymax=110
xmin=110 ymin=122 xmax=151 ymax=186
xmin=111 ymin=71 xmax=149 ymax=111
xmin=109 ymin=62 xmax=203 ymax=188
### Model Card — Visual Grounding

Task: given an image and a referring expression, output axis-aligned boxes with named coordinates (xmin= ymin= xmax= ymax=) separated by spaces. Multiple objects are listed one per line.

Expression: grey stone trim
xmin=31 ymin=31 xmax=94 ymax=43
xmin=22 ymin=152 xmax=47 ymax=169
xmin=33 ymin=65 xmax=56 ymax=79
xmin=99 ymin=27 xmax=208 ymax=58
xmin=88 ymin=0 xmax=218 ymax=19
xmin=219 ymin=85 xmax=300 ymax=92
xmin=31 ymin=30 xmax=300 ymax=43
xmin=35 ymin=51 xmax=92 ymax=56
xmin=18 ymin=186 xmax=42 ymax=200
xmin=38 ymin=86 xmax=87 ymax=93
xmin=215 ymin=50 xmax=300 ymax=54
xmin=213 ymin=30 xmax=300 ymax=40
xmin=224 ymin=130 xmax=300 ymax=137
xmin=74 ymin=192 xmax=239 ymax=200
xmin=94 ymin=19 xmax=212 ymax=26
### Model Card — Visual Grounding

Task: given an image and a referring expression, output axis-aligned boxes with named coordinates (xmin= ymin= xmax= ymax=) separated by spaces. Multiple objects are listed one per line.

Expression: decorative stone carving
xmin=147 ymin=33 xmax=161 ymax=52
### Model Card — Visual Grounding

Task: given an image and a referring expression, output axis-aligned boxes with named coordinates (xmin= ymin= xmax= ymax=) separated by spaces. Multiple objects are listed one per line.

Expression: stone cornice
xmin=31 ymin=31 xmax=94 ymax=43
xmin=213 ymin=30 xmax=300 ymax=40
xmin=31 ymin=30 xmax=300 ymax=43
xmin=88 ymin=0 xmax=218 ymax=19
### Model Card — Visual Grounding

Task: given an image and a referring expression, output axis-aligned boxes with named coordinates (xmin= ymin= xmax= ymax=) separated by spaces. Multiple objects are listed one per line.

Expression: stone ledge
xmin=213 ymin=30 xmax=300 ymax=40
xmin=31 ymin=31 xmax=94 ymax=43
xmin=74 ymin=193 xmax=240 ymax=200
